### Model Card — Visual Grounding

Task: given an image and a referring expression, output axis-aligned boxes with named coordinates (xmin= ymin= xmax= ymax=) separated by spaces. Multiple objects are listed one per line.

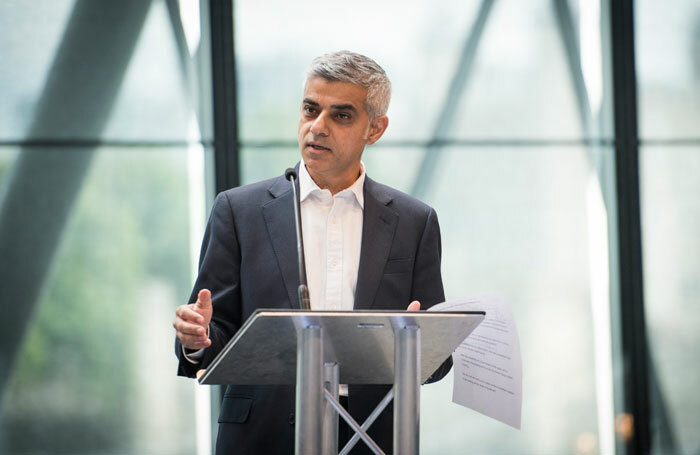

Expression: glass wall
xmin=0 ymin=1 xmax=211 ymax=453
xmin=636 ymin=1 xmax=700 ymax=453
xmin=236 ymin=0 xmax=617 ymax=453
xmin=4 ymin=0 xmax=696 ymax=453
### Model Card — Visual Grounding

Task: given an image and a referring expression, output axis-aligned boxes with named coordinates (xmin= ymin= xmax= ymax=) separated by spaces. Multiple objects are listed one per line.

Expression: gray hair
xmin=305 ymin=51 xmax=392 ymax=119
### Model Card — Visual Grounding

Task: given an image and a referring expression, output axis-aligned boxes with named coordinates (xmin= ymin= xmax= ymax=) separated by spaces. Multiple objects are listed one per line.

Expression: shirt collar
xmin=299 ymin=160 xmax=365 ymax=209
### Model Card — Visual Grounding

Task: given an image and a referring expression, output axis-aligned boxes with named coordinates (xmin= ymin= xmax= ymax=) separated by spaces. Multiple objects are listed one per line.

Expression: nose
xmin=310 ymin=112 xmax=329 ymax=137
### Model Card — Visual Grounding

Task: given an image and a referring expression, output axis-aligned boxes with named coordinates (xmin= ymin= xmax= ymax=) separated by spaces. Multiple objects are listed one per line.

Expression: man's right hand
xmin=173 ymin=289 xmax=213 ymax=350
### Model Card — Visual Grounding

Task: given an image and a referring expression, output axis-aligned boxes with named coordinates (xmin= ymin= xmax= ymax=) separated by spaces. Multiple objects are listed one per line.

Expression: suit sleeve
xmin=410 ymin=207 xmax=453 ymax=383
xmin=175 ymin=191 xmax=243 ymax=378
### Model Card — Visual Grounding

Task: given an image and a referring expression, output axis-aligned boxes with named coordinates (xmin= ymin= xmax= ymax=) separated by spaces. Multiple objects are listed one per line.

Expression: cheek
xmin=346 ymin=127 xmax=370 ymax=146
xmin=297 ymin=122 xmax=308 ymax=139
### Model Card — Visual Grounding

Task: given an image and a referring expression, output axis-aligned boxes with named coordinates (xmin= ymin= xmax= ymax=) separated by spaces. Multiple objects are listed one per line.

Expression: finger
xmin=174 ymin=319 xmax=208 ymax=336
xmin=181 ymin=339 xmax=211 ymax=350
xmin=196 ymin=289 xmax=212 ymax=309
xmin=178 ymin=332 xmax=212 ymax=350
xmin=175 ymin=306 xmax=206 ymax=324
xmin=176 ymin=331 xmax=208 ymax=344
xmin=406 ymin=300 xmax=421 ymax=311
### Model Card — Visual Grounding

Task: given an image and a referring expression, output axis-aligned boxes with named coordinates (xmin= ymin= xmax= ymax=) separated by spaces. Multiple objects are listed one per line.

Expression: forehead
xmin=303 ymin=77 xmax=368 ymax=111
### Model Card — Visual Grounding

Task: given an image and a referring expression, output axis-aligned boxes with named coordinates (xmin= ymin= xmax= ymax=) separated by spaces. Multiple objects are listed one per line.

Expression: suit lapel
xmin=262 ymin=173 xmax=301 ymax=309
xmin=354 ymin=177 xmax=397 ymax=310
xmin=263 ymin=169 xmax=397 ymax=311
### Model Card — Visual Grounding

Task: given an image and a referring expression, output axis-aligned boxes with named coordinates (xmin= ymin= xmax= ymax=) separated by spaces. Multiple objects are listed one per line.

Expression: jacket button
xmin=288 ymin=413 xmax=295 ymax=425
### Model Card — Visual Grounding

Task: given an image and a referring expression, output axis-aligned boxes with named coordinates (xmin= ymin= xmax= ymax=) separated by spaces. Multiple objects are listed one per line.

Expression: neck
xmin=307 ymin=165 xmax=361 ymax=195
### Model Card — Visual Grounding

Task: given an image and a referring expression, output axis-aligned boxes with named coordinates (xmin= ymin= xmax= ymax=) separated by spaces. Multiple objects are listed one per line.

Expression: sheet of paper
xmin=429 ymin=293 xmax=522 ymax=429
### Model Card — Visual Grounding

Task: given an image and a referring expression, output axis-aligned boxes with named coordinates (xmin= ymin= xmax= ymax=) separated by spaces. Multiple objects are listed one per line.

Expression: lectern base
xmin=296 ymin=324 xmax=421 ymax=455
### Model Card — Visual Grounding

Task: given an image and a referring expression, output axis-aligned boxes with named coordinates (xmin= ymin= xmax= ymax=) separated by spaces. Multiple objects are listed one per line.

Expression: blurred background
xmin=0 ymin=0 xmax=698 ymax=454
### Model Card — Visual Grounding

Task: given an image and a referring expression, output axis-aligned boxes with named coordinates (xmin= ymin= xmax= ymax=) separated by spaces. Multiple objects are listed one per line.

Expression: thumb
xmin=406 ymin=300 xmax=421 ymax=311
xmin=196 ymin=289 xmax=212 ymax=309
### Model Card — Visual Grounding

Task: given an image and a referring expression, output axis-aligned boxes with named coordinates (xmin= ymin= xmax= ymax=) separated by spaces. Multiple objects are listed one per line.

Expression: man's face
xmin=297 ymin=77 xmax=388 ymax=190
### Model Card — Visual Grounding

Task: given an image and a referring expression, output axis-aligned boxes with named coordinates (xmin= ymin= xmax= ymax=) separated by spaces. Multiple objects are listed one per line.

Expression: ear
xmin=365 ymin=115 xmax=389 ymax=145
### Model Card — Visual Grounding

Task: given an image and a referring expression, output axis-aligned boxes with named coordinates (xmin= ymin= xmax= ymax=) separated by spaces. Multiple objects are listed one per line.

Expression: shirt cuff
xmin=181 ymin=325 xmax=210 ymax=364
xmin=182 ymin=345 xmax=205 ymax=364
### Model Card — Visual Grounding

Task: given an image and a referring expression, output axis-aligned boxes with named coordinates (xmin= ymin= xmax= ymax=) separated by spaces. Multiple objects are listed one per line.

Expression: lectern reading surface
xmin=199 ymin=309 xmax=484 ymax=455
xmin=199 ymin=309 xmax=483 ymax=385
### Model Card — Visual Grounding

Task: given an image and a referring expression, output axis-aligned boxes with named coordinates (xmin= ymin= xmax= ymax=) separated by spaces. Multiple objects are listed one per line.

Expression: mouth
xmin=308 ymin=142 xmax=331 ymax=153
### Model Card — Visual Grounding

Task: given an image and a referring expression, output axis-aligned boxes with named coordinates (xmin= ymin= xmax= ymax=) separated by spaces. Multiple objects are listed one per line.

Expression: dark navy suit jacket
xmin=176 ymin=168 xmax=449 ymax=454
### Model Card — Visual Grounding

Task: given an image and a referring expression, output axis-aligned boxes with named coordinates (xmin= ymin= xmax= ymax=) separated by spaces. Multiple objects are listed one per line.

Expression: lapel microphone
xmin=285 ymin=168 xmax=311 ymax=310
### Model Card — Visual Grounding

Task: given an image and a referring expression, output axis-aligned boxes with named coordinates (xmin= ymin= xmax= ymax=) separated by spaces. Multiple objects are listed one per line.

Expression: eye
xmin=303 ymin=105 xmax=316 ymax=115
xmin=337 ymin=112 xmax=351 ymax=120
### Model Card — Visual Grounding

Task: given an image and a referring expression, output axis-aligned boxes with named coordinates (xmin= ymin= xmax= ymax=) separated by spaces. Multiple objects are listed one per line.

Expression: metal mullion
xmin=206 ymin=1 xmax=239 ymax=444
xmin=209 ymin=0 xmax=239 ymax=194
xmin=238 ymin=138 xmax=615 ymax=149
xmin=609 ymin=0 xmax=650 ymax=453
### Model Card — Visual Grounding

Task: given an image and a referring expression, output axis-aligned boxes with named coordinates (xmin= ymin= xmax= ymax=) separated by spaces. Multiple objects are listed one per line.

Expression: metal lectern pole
xmin=394 ymin=325 xmax=421 ymax=455
xmin=295 ymin=325 xmax=323 ymax=455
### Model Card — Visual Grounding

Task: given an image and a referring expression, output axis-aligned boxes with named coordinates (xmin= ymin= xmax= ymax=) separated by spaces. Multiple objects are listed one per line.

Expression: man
xmin=173 ymin=51 xmax=450 ymax=454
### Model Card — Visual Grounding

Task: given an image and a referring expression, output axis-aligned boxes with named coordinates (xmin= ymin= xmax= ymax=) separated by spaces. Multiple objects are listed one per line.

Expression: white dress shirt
xmin=299 ymin=160 xmax=365 ymax=311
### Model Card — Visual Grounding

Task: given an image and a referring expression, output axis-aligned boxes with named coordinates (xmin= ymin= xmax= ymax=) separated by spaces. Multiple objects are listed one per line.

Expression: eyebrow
xmin=302 ymin=99 xmax=358 ymax=112
xmin=330 ymin=104 xmax=357 ymax=112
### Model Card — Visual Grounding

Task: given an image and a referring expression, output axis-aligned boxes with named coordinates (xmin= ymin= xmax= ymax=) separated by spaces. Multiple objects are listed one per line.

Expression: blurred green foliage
xmin=1 ymin=149 xmax=191 ymax=452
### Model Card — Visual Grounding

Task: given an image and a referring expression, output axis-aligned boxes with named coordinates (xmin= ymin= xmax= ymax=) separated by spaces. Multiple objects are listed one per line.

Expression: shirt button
xmin=288 ymin=413 xmax=295 ymax=425
xmin=330 ymin=217 xmax=338 ymax=224
xmin=330 ymin=259 xmax=338 ymax=267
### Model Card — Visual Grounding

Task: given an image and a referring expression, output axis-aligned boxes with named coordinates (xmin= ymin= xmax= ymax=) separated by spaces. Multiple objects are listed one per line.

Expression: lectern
xmin=199 ymin=309 xmax=484 ymax=455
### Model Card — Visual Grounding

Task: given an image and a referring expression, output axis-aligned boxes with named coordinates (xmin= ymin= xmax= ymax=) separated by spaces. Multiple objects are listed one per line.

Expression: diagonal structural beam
xmin=0 ymin=0 xmax=152 ymax=403
xmin=552 ymin=0 xmax=594 ymax=136
xmin=165 ymin=0 xmax=195 ymax=82
xmin=164 ymin=0 xmax=210 ymax=127
xmin=410 ymin=0 xmax=495 ymax=200
xmin=648 ymin=350 xmax=679 ymax=454
xmin=409 ymin=0 xmax=494 ymax=199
